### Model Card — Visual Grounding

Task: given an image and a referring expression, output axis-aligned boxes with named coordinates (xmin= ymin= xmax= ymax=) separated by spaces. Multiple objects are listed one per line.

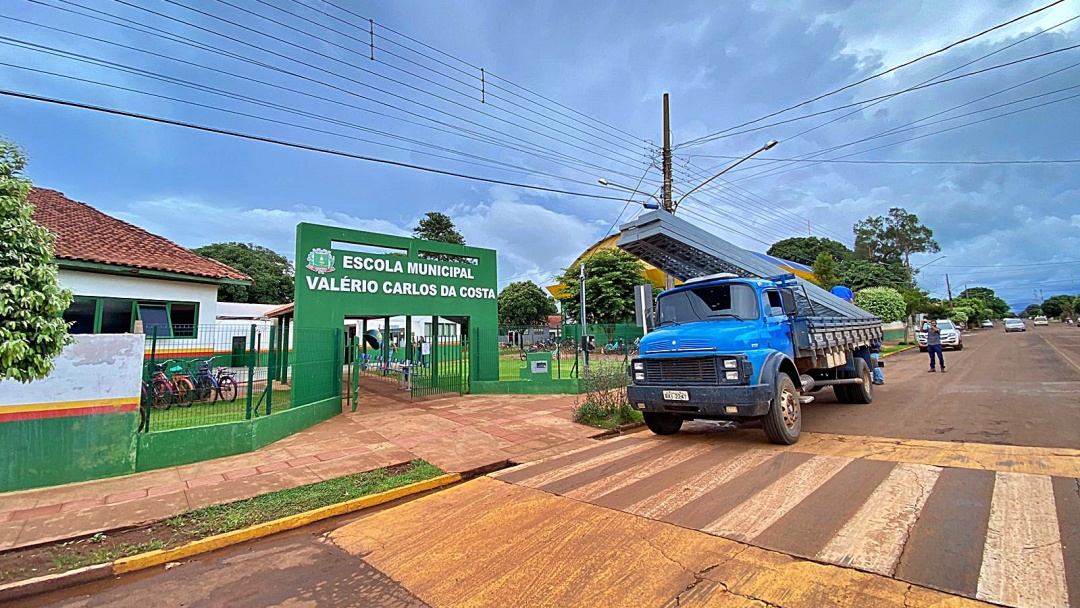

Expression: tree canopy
xmin=811 ymin=252 xmax=839 ymax=290
xmin=835 ymin=259 xmax=911 ymax=291
xmin=498 ymin=281 xmax=557 ymax=327
xmin=853 ymin=207 xmax=939 ymax=272
xmin=1022 ymin=304 xmax=1043 ymax=318
xmin=412 ymin=211 xmax=466 ymax=262
xmin=193 ymin=242 xmax=294 ymax=304
xmin=1042 ymin=294 xmax=1076 ymax=319
xmin=0 ymin=139 xmax=73 ymax=382
xmin=767 ymin=237 xmax=852 ymax=266
xmin=553 ymin=249 xmax=646 ymax=324
xmin=957 ymin=286 xmax=1010 ymax=319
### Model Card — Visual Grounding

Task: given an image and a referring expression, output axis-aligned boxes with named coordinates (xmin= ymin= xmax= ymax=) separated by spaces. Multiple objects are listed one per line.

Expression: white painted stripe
xmin=626 ymin=449 xmax=776 ymax=519
xmin=562 ymin=442 xmax=717 ymax=502
xmin=817 ymin=462 xmax=941 ymax=576
xmin=488 ymin=436 xmax=643 ymax=480
xmin=517 ymin=440 xmax=660 ymax=488
xmin=703 ymin=455 xmax=852 ymax=541
xmin=976 ymin=472 xmax=1068 ymax=608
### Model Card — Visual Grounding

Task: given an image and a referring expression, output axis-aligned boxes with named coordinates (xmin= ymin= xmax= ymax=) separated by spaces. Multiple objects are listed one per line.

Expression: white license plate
xmin=662 ymin=390 xmax=689 ymax=401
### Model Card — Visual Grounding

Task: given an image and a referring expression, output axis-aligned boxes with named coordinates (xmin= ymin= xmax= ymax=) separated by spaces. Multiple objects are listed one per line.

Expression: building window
xmin=63 ymin=297 xmax=97 ymax=334
xmin=61 ymin=297 xmax=198 ymax=338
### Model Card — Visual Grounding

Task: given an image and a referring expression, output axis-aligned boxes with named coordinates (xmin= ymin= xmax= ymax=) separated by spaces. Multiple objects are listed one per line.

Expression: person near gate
xmin=921 ymin=319 xmax=946 ymax=373
xmin=869 ymin=340 xmax=884 ymax=385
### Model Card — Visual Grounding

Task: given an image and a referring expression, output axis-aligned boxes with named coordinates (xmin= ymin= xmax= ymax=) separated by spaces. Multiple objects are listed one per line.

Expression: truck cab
xmin=627 ymin=274 xmax=879 ymax=444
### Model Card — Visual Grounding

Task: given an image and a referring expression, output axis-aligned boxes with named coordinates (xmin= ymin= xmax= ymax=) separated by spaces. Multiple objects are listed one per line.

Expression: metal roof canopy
xmin=616 ymin=211 xmax=877 ymax=320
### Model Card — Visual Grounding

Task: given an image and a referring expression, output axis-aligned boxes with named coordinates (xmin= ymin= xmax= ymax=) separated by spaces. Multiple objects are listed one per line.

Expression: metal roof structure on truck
xmin=616 ymin=210 xmax=878 ymax=320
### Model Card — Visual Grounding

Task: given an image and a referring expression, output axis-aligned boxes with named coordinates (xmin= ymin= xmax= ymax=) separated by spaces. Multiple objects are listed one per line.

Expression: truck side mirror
xmin=780 ymin=289 xmax=798 ymax=316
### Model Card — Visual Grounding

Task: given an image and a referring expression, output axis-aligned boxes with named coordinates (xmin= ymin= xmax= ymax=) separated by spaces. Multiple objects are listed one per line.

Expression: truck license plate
xmin=662 ymin=390 xmax=689 ymax=401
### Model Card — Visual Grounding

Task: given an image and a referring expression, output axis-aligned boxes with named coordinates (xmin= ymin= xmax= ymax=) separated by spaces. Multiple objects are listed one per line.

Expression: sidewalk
xmin=0 ymin=390 xmax=601 ymax=552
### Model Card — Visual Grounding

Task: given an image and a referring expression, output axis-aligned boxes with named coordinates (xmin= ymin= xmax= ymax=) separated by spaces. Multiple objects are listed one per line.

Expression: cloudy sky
xmin=2 ymin=0 xmax=1078 ymax=311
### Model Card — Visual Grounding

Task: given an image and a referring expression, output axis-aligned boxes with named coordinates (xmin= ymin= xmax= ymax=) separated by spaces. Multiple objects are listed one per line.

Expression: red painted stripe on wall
xmin=0 ymin=403 xmax=139 ymax=423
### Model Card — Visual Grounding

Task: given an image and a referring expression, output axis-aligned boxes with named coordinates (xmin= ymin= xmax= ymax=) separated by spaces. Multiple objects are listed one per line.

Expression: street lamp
xmin=597 ymin=179 xmax=661 ymax=209
xmin=914 ymin=255 xmax=947 ymax=272
xmin=673 ymin=139 xmax=778 ymax=212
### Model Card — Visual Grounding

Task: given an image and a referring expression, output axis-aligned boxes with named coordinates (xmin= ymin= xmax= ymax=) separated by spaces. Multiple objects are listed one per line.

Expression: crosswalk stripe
xmin=817 ymin=462 xmax=942 ymax=576
xmin=490 ymin=436 xmax=644 ymax=483
xmin=516 ymin=440 xmax=660 ymax=489
xmin=702 ymin=455 xmax=852 ymax=542
xmin=562 ymin=442 xmax=718 ymax=502
xmin=625 ymin=449 xmax=776 ymax=519
xmin=976 ymin=472 xmax=1068 ymax=608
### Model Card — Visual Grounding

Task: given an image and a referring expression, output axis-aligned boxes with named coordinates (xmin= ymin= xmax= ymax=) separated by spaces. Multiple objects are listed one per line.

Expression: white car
xmin=915 ymin=319 xmax=963 ymax=351
xmin=1004 ymin=318 xmax=1026 ymax=332
xmin=1033 ymin=315 xmax=1049 ymax=327
xmin=981 ymin=320 xmax=994 ymax=328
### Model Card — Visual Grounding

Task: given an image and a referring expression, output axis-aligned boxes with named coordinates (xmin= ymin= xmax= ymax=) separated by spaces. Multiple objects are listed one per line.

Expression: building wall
xmin=59 ymin=269 xmax=219 ymax=325
xmin=0 ymin=334 xmax=144 ymax=491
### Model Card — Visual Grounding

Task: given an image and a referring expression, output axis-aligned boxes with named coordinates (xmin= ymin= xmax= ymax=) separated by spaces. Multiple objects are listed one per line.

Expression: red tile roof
xmin=29 ymin=188 xmax=251 ymax=283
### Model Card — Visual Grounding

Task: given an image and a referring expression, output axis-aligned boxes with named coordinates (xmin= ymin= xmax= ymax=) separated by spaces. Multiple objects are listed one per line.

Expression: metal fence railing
xmin=140 ymin=324 xmax=339 ymax=433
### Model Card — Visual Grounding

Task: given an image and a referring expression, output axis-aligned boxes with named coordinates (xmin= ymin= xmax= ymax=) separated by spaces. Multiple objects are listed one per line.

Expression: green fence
xmin=141 ymin=324 xmax=339 ymax=432
xmin=344 ymin=328 xmax=468 ymax=402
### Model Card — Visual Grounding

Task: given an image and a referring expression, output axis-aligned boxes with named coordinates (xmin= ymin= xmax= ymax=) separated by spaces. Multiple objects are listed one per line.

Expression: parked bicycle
xmin=191 ymin=358 xmax=220 ymax=404
xmin=160 ymin=359 xmax=196 ymax=407
xmin=211 ymin=357 xmax=239 ymax=403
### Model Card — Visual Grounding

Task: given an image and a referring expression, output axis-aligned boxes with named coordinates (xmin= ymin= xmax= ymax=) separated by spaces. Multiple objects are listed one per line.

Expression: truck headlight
xmin=722 ymin=359 xmax=738 ymax=369
xmin=633 ymin=361 xmax=644 ymax=371
xmin=634 ymin=372 xmax=645 ymax=382
xmin=724 ymin=371 xmax=739 ymax=381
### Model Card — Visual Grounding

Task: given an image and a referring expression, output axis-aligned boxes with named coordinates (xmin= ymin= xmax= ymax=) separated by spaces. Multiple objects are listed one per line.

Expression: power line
xmin=313 ymin=0 xmax=646 ymax=147
xmin=677 ymin=41 xmax=1080 ymax=149
xmin=21 ymin=0 xmax=657 ymax=185
xmin=692 ymin=156 xmax=1080 ymax=165
xmin=677 ymin=0 xmax=1067 ymax=148
xmin=0 ymin=88 xmax=639 ymax=201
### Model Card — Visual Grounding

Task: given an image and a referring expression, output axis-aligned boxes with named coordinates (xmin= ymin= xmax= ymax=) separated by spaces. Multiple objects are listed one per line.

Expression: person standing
xmin=870 ymin=340 xmax=884 ymax=385
xmin=922 ymin=319 xmax=946 ymax=373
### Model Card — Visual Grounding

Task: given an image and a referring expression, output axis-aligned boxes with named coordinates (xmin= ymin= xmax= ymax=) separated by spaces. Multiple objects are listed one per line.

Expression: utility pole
xmin=579 ymin=263 xmax=589 ymax=373
xmin=661 ymin=93 xmax=675 ymax=291
xmin=808 ymin=220 xmax=812 ymax=236
xmin=946 ymin=274 xmax=953 ymax=303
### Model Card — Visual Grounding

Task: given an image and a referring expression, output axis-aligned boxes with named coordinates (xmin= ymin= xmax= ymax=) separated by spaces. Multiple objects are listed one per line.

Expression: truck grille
xmin=644 ymin=358 xmax=718 ymax=385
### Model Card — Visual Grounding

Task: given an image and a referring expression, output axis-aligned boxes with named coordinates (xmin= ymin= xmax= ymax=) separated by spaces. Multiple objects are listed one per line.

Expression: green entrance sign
xmin=293 ymin=223 xmax=500 ymax=391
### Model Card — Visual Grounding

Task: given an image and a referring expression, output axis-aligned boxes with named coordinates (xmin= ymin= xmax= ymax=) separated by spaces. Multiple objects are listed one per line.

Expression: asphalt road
xmin=802 ymin=323 xmax=1080 ymax=448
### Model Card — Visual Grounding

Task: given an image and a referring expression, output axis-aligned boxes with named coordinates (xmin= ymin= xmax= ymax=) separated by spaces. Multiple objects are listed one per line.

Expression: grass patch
xmin=571 ymin=365 xmax=642 ymax=430
xmin=882 ymin=344 xmax=916 ymax=354
xmin=0 ymin=459 xmax=444 ymax=584
xmin=165 ymin=459 xmax=443 ymax=537
xmin=145 ymin=388 xmax=294 ymax=432
xmin=574 ymin=401 xmax=643 ymax=430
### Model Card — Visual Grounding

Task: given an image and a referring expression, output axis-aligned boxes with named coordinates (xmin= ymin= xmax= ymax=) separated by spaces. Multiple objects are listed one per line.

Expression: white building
xmin=29 ymin=188 xmax=251 ymax=350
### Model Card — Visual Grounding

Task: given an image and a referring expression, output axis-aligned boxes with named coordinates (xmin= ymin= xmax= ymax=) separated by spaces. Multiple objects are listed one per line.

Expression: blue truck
xmin=617 ymin=211 xmax=883 ymax=445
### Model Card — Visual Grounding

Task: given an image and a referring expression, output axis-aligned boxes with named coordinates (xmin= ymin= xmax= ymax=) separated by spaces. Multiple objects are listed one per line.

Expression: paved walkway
xmin=0 ymin=390 xmax=601 ymax=551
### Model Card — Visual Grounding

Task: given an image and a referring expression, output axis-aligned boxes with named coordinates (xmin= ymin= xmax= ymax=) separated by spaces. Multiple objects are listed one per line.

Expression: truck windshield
xmin=657 ymin=283 xmax=759 ymax=326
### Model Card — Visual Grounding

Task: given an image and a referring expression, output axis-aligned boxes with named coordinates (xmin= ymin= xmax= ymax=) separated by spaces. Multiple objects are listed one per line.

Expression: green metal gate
xmin=411 ymin=332 xmax=468 ymax=398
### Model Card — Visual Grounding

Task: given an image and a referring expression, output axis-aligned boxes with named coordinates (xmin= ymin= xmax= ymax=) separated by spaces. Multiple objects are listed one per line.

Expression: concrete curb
xmin=881 ymin=345 xmax=916 ymax=358
xmin=0 ymin=473 xmax=460 ymax=602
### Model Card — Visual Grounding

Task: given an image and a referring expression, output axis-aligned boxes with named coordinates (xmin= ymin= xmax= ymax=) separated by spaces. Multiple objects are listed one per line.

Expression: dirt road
xmin=802 ymin=324 xmax=1080 ymax=448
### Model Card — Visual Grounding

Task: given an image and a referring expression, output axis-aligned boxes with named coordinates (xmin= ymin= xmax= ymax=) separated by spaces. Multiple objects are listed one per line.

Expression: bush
xmin=572 ymin=364 xmax=642 ymax=430
xmin=854 ymin=287 xmax=906 ymax=323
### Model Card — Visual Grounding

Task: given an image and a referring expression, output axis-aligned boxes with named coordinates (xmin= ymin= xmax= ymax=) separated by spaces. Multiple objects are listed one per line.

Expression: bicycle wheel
xmin=151 ymin=378 xmax=172 ymax=410
xmin=196 ymin=375 xmax=218 ymax=404
xmin=174 ymin=376 xmax=196 ymax=407
xmin=218 ymin=376 xmax=238 ymax=403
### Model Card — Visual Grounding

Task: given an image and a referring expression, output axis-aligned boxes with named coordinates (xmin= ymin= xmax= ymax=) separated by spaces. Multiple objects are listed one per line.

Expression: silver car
xmin=1004 ymin=318 xmax=1026 ymax=332
xmin=915 ymin=319 xmax=963 ymax=351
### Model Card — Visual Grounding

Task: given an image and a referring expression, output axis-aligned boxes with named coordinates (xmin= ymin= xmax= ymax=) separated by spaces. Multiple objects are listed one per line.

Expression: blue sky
xmin=3 ymin=0 xmax=1078 ymax=312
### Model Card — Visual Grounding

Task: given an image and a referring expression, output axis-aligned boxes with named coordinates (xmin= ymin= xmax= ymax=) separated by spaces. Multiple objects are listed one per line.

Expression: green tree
xmin=553 ymin=249 xmax=646 ymax=324
xmin=767 ymin=237 xmax=852 ymax=266
xmin=959 ymin=286 xmax=1010 ymax=318
xmin=924 ymin=300 xmax=952 ymax=320
xmin=1022 ymin=304 xmax=1043 ymax=318
xmin=498 ymin=281 xmax=557 ymax=327
xmin=899 ymin=287 xmax=931 ymax=319
xmin=0 ymin=140 xmax=73 ymax=382
xmin=854 ymin=287 xmax=906 ymax=323
xmin=413 ymin=211 xmax=466 ymax=262
xmin=1041 ymin=294 xmax=1076 ymax=319
xmin=193 ymin=242 xmax=294 ymax=304
xmin=811 ymin=252 xmax=839 ymax=290
xmin=835 ymin=259 xmax=911 ymax=291
xmin=951 ymin=297 xmax=990 ymax=325
xmin=853 ymin=208 xmax=939 ymax=275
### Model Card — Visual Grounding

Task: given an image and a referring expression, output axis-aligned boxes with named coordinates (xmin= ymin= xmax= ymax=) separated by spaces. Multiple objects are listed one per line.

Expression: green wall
xmin=136 ymin=397 xmax=340 ymax=472
xmin=0 ymin=412 xmax=139 ymax=493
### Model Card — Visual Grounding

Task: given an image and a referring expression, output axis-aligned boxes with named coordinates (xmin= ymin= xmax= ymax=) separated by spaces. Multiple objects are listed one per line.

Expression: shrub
xmin=572 ymin=363 xmax=642 ymax=430
xmin=854 ymin=287 xmax=906 ymax=323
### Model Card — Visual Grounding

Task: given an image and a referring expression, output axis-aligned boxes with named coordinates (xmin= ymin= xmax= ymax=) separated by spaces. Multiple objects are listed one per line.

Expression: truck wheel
xmin=848 ymin=358 xmax=873 ymax=405
xmin=832 ymin=368 xmax=854 ymax=403
xmin=763 ymin=375 xmax=800 ymax=445
xmin=643 ymin=412 xmax=683 ymax=435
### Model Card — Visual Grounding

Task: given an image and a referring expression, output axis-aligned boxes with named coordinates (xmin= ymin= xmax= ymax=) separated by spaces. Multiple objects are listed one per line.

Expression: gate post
xmin=245 ymin=324 xmax=256 ymax=420
xmin=266 ymin=325 xmax=277 ymax=416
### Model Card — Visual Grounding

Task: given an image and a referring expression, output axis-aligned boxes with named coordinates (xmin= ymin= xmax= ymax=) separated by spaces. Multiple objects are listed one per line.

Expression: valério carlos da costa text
xmin=304 ymin=248 xmax=496 ymax=299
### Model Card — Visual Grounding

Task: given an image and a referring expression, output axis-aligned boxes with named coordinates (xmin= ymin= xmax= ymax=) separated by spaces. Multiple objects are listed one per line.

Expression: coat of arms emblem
xmin=306 ymin=248 xmax=335 ymax=274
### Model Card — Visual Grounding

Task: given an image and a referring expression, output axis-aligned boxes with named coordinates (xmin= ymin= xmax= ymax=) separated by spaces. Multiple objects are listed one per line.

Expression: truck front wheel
xmin=763 ymin=374 xmax=801 ymax=445
xmin=643 ymin=412 xmax=683 ymax=435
